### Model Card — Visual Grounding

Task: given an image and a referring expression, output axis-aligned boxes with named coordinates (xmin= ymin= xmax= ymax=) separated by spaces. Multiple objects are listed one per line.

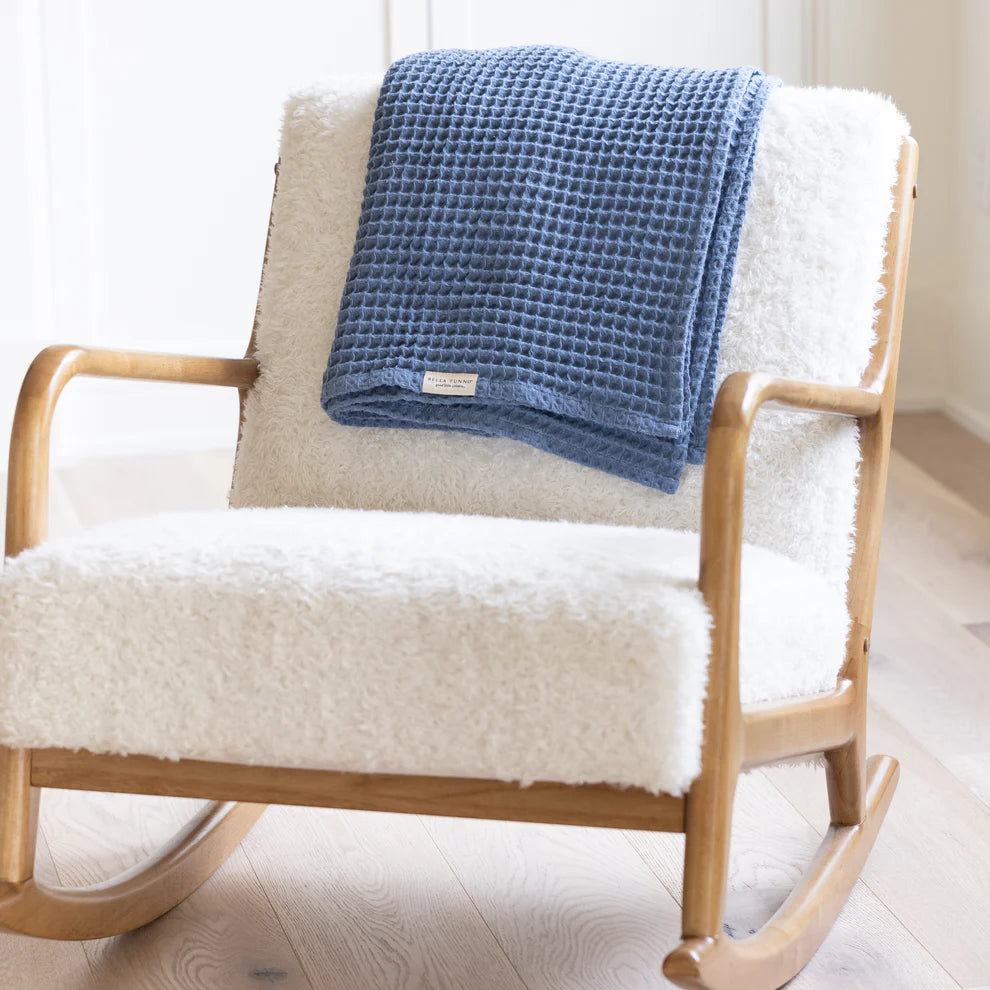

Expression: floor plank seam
xmin=236 ymin=809 xmax=318 ymax=990
xmin=37 ymin=819 xmax=101 ymax=982
xmin=618 ymin=829 xmax=684 ymax=908
xmin=866 ymin=694 xmax=990 ymax=820
xmin=415 ymin=815 xmax=532 ymax=990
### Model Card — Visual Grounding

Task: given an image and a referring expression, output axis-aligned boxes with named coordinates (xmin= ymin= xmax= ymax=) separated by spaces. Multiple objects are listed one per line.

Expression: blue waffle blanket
xmin=322 ymin=47 xmax=775 ymax=492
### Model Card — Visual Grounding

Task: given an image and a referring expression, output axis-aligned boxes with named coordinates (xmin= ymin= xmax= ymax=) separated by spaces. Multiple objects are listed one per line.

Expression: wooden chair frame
xmin=0 ymin=138 xmax=917 ymax=989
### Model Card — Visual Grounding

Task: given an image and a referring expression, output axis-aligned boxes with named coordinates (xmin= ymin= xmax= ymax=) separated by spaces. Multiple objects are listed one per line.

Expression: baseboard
xmin=888 ymin=392 xmax=990 ymax=446
xmin=943 ymin=398 xmax=990 ymax=445
xmin=893 ymin=392 xmax=943 ymax=414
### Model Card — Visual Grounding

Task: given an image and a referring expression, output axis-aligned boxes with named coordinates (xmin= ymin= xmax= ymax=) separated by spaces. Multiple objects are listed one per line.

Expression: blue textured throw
xmin=322 ymin=47 xmax=775 ymax=492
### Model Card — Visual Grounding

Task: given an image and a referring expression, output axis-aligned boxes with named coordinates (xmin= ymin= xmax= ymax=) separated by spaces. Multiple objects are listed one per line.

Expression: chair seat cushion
xmin=0 ymin=508 xmax=848 ymax=794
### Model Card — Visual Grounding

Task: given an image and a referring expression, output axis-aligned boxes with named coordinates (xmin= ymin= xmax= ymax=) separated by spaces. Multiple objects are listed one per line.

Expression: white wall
xmin=809 ymin=0 xmax=959 ymax=413
xmin=1 ymin=0 xmax=392 ymax=467
xmin=430 ymin=0 xmax=765 ymax=65
xmin=2 ymin=0 xmax=977 ymax=468
xmin=815 ymin=0 xmax=990 ymax=437
xmin=951 ymin=0 xmax=990 ymax=439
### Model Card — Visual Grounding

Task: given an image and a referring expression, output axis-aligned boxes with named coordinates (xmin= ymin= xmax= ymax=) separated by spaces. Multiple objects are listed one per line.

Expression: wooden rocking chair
xmin=0 ymin=78 xmax=916 ymax=990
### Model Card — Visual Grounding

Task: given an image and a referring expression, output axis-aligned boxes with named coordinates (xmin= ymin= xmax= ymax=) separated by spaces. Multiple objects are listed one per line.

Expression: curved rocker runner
xmin=0 ymin=798 xmax=263 ymax=940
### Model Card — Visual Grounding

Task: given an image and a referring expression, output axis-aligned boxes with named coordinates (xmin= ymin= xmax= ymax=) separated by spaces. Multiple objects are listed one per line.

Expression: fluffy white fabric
xmin=231 ymin=83 xmax=908 ymax=598
xmin=0 ymin=508 xmax=848 ymax=795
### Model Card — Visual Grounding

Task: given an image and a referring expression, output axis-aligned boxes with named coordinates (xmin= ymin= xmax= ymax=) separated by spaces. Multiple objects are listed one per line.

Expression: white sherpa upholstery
xmin=0 ymin=508 xmax=848 ymax=795
xmin=231 ymin=82 xmax=909 ymax=599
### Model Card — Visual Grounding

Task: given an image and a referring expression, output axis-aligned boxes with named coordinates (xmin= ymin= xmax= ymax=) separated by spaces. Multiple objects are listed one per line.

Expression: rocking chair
xmin=0 ymin=79 xmax=917 ymax=989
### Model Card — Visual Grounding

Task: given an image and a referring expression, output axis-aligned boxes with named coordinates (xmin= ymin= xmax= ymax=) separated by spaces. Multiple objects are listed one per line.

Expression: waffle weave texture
xmin=321 ymin=47 xmax=776 ymax=491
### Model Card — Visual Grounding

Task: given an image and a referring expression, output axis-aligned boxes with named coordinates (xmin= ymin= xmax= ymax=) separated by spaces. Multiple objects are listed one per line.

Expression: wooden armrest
xmin=699 ymin=371 xmax=882 ymax=584
xmin=709 ymin=371 xmax=881 ymax=431
xmin=17 ymin=345 xmax=259 ymax=397
xmin=6 ymin=345 xmax=260 ymax=557
xmin=695 ymin=368 xmax=884 ymax=753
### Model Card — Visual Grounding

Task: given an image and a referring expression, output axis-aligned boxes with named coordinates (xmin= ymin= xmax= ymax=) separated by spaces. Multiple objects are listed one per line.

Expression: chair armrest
xmin=696 ymin=370 xmax=881 ymax=735
xmin=6 ymin=345 xmax=259 ymax=557
xmin=707 ymin=370 xmax=881 ymax=431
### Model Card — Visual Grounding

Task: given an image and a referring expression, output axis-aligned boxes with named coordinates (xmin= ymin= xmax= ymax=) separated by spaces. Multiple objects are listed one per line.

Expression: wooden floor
xmin=2 ymin=410 xmax=989 ymax=989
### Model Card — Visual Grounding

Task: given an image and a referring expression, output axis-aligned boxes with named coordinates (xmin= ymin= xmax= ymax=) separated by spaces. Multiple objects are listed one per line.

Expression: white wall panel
xmin=81 ymin=1 xmax=383 ymax=351
xmin=0 ymin=0 xmax=53 ymax=342
xmin=949 ymin=0 xmax=990 ymax=438
xmin=3 ymin=0 xmax=388 ymax=465
xmin=430 ymin=0 xmax=770 ymax=72
xmin=815 ymin=0 xmax=959 ymax=414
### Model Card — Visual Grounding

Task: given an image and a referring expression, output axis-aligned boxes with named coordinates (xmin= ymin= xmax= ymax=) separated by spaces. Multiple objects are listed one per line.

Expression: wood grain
xmin=870 ymin=562 xmax=990 ymax=771
xmin=422 ymin=814 xmax=683 ymax=989
xmin=671 ymin=136 xmax=917 ymax=969
xmin=742 ymin=679 xmax=856 ymax=769
xmin=31 ymin=750 xmax=686 ymax=833
xmin=0 ymin=747 xmax=38 ymax=883
xmin=5 ymin=345 xmax=257 ymax=557
xmin=680 ymin=366 xmax=891 ymax=934
xmin=947 ymin=752 xmax=990 ymax=811
xmin=0 ymin=469 xmax=81 ymax=544
xmin=767 ymin=705 xmax=990 ymax=988
xmin=821 ymin=131 xmax=916 ymax=831
xmin=0 ymin=829 xmax=94 ymax=990
xmin=0 ymin=796 xmax=264 ymax=941
xmin=240 ymin=805 xmax=527 ymax=990
xmin=41 ymin=789 xmax=311 ymax=989
xmin=629 ymin=772 xmax=959 ymax=989
xmin=881 ymin=451 xmax=990 ymax=625
xmin=663 ymin=757 xmax=903 ymax=990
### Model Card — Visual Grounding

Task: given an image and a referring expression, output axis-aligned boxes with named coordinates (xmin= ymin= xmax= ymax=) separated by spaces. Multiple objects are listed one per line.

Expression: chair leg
xmin=0 ymin=748 xmax=39 ymax=884
xmin=0 ymin=746 xmax=265 ymax=940
xmin=825 ymin=732 xmax=867 ymax=825
xmin=679 ymin=760 xmax=739 ymax=941
xmin=663 ymin=750 xmax=898 ymax=990
xmin=825 ymin=652 xmax=869 ymax=826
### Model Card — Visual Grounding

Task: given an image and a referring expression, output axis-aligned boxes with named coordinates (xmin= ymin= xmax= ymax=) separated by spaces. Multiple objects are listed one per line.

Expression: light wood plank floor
xmin=2 ymin=410 xmax=988 ymax=988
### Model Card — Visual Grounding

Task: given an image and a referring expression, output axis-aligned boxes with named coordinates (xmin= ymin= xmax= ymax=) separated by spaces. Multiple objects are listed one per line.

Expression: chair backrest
xmin=231 ymin=79 xmax=909 ymax=598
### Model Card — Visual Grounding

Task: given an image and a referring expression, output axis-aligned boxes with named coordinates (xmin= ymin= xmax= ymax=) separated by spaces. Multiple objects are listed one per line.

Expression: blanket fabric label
xmin=422 ymin=371 xmax=479 ymax=396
